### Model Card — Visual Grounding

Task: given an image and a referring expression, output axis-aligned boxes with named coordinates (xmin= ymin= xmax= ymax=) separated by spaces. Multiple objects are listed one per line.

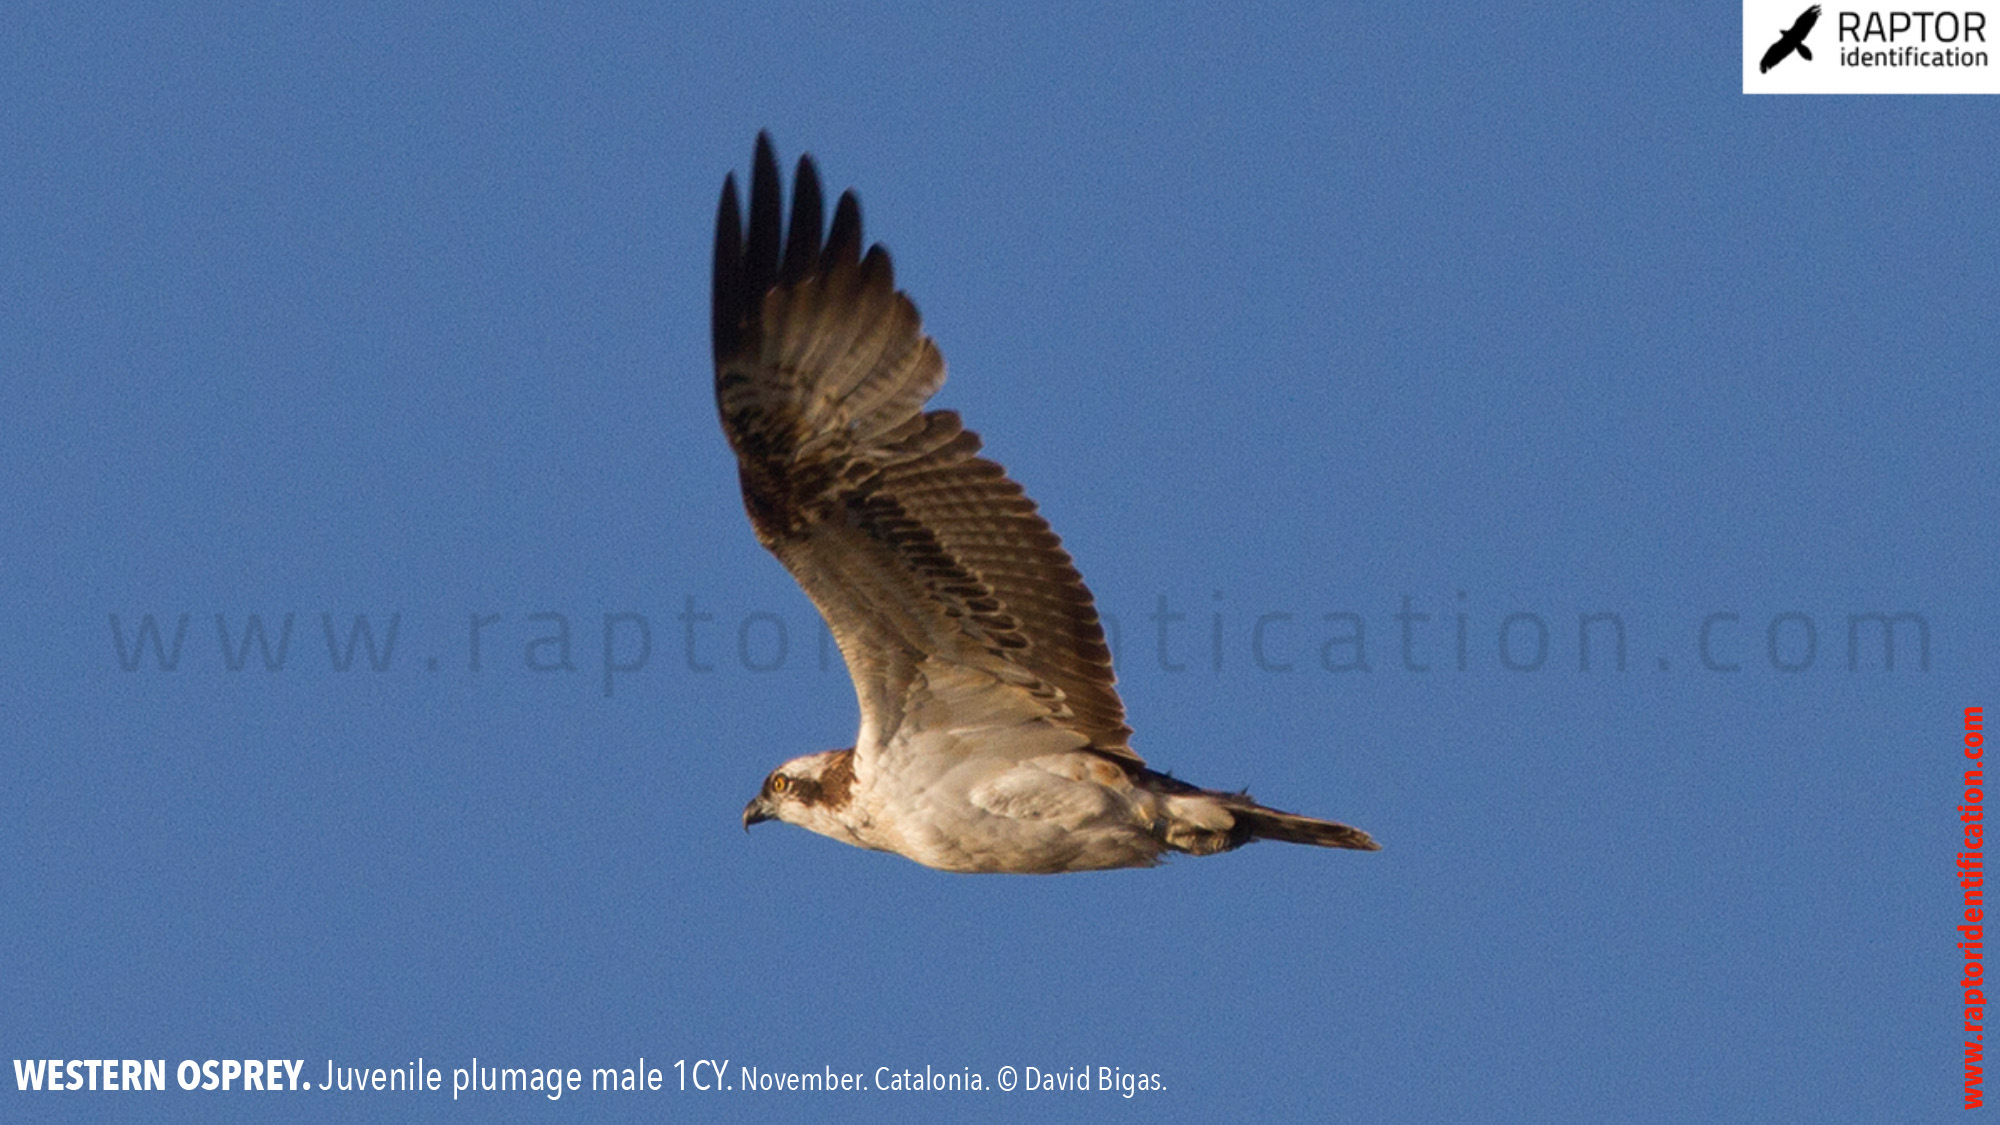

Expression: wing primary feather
xmin=858 ymin=243 xmax=895 ymax=290
xmin=745 ymin=132 xmax=783 ymax=317
xmin=712 ymin=175 xmax=744 ymax=363
xmin=826 ymin=191 xmax=863 ymax=266
xmin=781 ymin=155 xmax=824 ymax=285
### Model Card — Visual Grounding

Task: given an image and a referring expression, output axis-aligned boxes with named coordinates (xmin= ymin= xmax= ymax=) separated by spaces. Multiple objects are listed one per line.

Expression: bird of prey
xmin=715 ymin=134 xmax=1378 ymax=873
xmin=1760 ymin=5 xmax=1821 ymax=72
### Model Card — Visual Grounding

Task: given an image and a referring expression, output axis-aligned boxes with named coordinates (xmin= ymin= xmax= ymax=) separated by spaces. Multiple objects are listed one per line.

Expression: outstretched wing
xmin=712 ymin=134 xmax=1136 ymax=767
xmin=1760 ymin=37 xmax=1794 ymax=72
xmin=1790 ymin=5 xmax=1820 ymax=38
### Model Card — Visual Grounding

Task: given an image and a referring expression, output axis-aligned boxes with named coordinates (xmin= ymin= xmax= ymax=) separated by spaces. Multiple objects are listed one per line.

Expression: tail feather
xmin=1138 ymin=767 xmax=1379 ymax=856
xmin=1233 ymin=805 xmax=1379 ymax=851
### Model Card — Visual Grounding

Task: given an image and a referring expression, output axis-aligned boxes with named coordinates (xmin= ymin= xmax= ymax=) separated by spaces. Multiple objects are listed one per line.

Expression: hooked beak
xmin=742 ymin=795 xmax=774 ymax=830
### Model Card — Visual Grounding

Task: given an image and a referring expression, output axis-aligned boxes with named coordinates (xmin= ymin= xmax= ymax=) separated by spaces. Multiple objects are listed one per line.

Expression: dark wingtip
xmin=713 ymin=173 xmax=744 ymax=362
xmin=859 ymin=243 xmax=895 ymax=290
xmin=781 ymin=154 xmax=825 ymax=285
xmin=717 ymin=132 xmax=801 ymax=363
xmin=714 ymin=133 xmax=883 ymax=363
xmin=826 ymin=190 xmax=864 ymax=266
xmin=744 ymin=133 xmax=783 ymax=311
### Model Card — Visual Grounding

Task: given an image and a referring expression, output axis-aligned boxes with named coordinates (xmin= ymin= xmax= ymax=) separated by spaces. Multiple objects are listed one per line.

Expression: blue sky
xmin=3 ymin=3 xmax=1993 ymax=1120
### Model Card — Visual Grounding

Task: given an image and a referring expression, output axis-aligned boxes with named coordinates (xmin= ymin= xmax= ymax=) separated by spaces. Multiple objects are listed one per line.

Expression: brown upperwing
xmin=711 ymin=134 xmax=1136 ymax=763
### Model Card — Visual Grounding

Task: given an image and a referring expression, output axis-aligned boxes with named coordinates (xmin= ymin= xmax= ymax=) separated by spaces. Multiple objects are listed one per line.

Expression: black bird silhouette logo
xmin=1761 ymin=5 xmax=1821 ymax=72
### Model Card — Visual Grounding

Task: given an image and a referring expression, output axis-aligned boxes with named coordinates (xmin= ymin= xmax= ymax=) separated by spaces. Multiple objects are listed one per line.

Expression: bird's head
xmin=742 ymin=747 xmax=858 ymax=834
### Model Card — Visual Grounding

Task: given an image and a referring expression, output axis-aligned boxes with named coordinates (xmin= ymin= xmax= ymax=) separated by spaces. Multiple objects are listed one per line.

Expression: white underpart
xmin=801 ymin=663 xmax=1176 ymax=873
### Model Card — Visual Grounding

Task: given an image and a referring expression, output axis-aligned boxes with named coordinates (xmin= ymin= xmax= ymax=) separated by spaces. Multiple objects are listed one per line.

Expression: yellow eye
xmin=769 ymin=775 xmax=788 ymax=794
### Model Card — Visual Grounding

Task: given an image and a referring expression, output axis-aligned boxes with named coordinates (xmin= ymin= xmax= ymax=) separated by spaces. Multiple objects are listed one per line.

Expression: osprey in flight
xmin=715 ymin=134 xmax=1378 ymax=873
